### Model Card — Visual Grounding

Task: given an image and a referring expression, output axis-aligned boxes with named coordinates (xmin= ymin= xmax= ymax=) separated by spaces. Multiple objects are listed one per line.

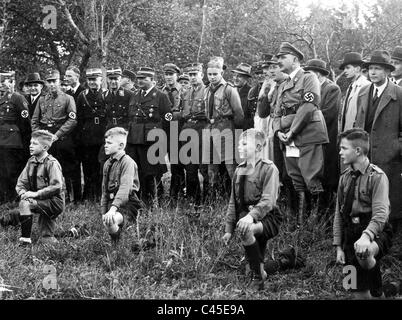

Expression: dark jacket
xmin=237 ymin=83 xmax=253 ymax=129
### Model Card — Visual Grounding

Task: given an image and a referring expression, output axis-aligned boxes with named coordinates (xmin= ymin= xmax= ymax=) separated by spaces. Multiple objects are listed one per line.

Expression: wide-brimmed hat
xmin=362 ymin=50 xmax=395 ymax=72
xmin=231 ymin=63 xmax=252 ymax=77
xmin=304 ymin=59 xmax=330 ymax=76
xmin=391 ymin=46 xmax=402 ymax=62
xmin=276 ymin=42 xmax=304 ymax=61
xmin=25 ymin=72 xmax=45 ymax=85
xmin=339 ymin=52 xmax=364 ymax=70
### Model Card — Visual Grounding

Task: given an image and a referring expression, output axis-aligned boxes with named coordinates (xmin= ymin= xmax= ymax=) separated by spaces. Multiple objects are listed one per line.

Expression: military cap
xmin=66 ymin=66 xmax=80 ymax=76
xmin=0 ymin=71 xmax=15 ymax=82
xmin=207 ymin=56 xmax=227 ymax=70
xmin=363 ymin=50 xmax=395 ymax=72
xmin=184 ymin=62 xmax=203 ymax=73
xmin=162 ymin=63 xmax=181 ymax=74
xmin=304 ymin=59 xmax=330 ymax=76
xmin=231 ymin=63 xmax=252 ymax=77
xmin=339 ymin=52 xmax=364 ymax=70
xmin=136 ymin=67 xmax=155 ymax=78
xmin=261 ymin=54 xmax=279 ymax=67
xmin=276 ymin=42 xmax=304 ymax=61
xmin=106 ymin=68 xmax=122 ymax=77
xmin=122 ymin=69 xmax=136 ymax=80
xmin=86 ymin=68 xmax=103 ymax=78
xmin=178 ymin=74 xmax=190 ymax=82
xmin=391 ymin=46 xmax=402 ymax=62
xmin=45 ymin=69 xmax=60 ymax=81
xmin=25 ymin=73 xmax=45 ymax=85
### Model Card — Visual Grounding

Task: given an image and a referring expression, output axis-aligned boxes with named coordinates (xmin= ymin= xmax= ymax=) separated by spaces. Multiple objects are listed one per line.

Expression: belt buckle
xmin=112 ymin=118 xmax=117 ymax=125
xmin=94 ymin=117 xmax=99 ymax=125
xmin=352 ymin=217 xmax=360 ymax=224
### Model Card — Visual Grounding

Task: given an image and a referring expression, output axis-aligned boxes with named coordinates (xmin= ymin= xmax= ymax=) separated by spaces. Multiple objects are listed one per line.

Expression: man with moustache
xmin=355 ymin=50 xmax=402 ymax=234
xmin=121 ymin=69 xmax=137 ymax=91
xmin=76 ymin=68 xmax=107 ymax=201
xmin=231 ymin=63 xmax=252 ymax=130
xmin=273 ymin=42 xmax=328 ymax=229
xmin=127 ymin=67 xmax=172 ymax=206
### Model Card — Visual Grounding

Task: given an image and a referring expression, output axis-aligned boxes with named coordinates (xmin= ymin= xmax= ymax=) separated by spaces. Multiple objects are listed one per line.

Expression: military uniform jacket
xmin=225 ymin=158 xmax=280 ymax=234
xmin=127 ymin=86 xmax=172 ymax=145
xmin=181 ymin=83 xmax=207 ymax=121
xmin=238 ymin=83 xmax=253 ymax=129
xmin=103 ymin=87 xmax=134 ymax=130
xmin=333 ymin=161 xmax=390 ymax=246
xmin=32 ymin=90 xmax=77 ymax=138
xmin=273 ymin=68 xmax=329 ymax=147
xmin=76 ymin=88 xmax=107 ymax=146
xmin=247 ymin=83 xmax=262 ymax=119
xmin=161 ymin=84 xmax=182 ymax=120
xmin=0 ymin=91 xmax=31 ymax=149
xmin=204 ymin=79 xmax=244 ymax=128
xmin=16 ymin=152 xmax=64 ymax=199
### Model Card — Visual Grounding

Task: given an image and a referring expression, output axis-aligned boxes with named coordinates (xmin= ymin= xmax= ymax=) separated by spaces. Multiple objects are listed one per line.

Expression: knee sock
xmin=20 ymin=215 xmax=33 ymax=240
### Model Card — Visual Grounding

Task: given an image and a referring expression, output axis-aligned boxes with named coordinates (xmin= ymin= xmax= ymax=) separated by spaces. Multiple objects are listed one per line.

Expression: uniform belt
xmin=0 ymin=119 xmax=16 ymax=124
xmin=208 ymin=115 xmax=233 ymax=124
xmin=281 ymin=105 xmax=299 ymax=116
xmin=188 ymin=118 xmax=207 ymax=124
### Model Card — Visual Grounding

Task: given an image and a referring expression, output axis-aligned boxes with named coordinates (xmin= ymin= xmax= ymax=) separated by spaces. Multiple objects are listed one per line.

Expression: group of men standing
xmin=1 ymin=42 xmax=402 ymax=235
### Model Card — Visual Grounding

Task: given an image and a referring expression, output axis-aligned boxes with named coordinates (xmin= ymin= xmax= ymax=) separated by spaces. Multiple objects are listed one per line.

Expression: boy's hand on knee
xmin=336 ymin=246 xmax=345 ymax=265
xmin=222 ymin=233 xmax=232 ymax=246
xmin=354 ymin=234 xmax=371 ymax=259
xmin=103 ymin=207 xmax=117 ymax=226
xmin=21 ymin=191 xmax=38 ymax=200
xmin=236 ymin=215 xmax=254 ymax=236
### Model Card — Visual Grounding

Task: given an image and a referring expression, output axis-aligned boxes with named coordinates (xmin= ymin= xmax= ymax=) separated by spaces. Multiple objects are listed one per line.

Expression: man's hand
xmin=102 ymin=207 xmax=117 ymax=226
xmin=21 ymin=191 xmax=39 ymax=200
xmin=354 ymin=233 xmax=371 ymax=259
xmin=336 ymin=246 xmax=345 ymax=265
xmin=236 ymin=214 xmax=254 ymax=236
xmin=222 ymin=233 xmax=232 ymax=246
xmin=52 ymin=135 xmax=59 ymax=142
xmin=277 ymin=131 xmax=288 ymax=143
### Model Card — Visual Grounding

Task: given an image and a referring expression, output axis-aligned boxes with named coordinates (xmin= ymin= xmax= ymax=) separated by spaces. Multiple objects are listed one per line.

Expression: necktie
xmin=208 ymin=85 xmax=221 ymax=119
xmin=167 ymin=89 xmax=175 ymax=106
xmin=373 ymin=88 xmax=379 ymax=103
xmin=30 ymin=162 xmax=39 ymax=191
xmin=106 ymin=158 xmax=117 ymax=183
xmin=342 ymin=170 xmax=361 ymax=218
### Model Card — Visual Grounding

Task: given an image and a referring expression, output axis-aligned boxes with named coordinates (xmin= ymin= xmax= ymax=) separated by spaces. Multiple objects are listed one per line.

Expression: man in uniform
xmin=161 ymin=63 xmax=185 ymax=202
xmin=25 ymin=73 xmax=45 ymax=118
xmin=65 ymin=66 xmax=86 ymax=203
xmin=231 ymin=63 xmax=252 ymax=130
xmin=204 ymin=57 xmax=244 ymax=199
xmin=178 ymin=74 xmax=191 ymax=92
xmin=390 ymin=46 xmax=402 ymax=86
xmin=0 ymin=71 xmax=31 ymax=203
xmin=121 ymin=69 xmax=137 ymax=91
xmin=127 ymin=67 xmax=172 ymax=206
xmin=304 ymin=59 xmax=342 ymax=220
xmin=274 ymin=42 xmax=328 ymax=229
xmin=76 ymin=68 xmax=107 ymax=201
xmin=31 ymin=69 xmax=77 ymax=203
xmin=180 ymin=62 xmax=209 ymax=205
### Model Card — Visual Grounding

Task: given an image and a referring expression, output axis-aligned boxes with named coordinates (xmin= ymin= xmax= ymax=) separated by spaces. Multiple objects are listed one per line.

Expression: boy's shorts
xmin=34 ymin=194 xmax=64 ymax=219
xmin=343 ymin=222 xmax=393 ymax=296
xmin=256 ymin=206 xmax=282 ymax=244
xmin=106 ymin=192 xmax=143 ymax=223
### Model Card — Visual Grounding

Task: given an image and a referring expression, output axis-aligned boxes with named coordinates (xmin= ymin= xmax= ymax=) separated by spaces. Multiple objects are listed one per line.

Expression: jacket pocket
xmin=0 ymin=124 xmax=23 ymax=148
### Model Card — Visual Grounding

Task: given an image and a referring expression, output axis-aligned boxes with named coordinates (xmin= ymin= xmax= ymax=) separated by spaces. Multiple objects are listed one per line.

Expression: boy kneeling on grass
xmin=101 ymin=127 xmax=142 ymax=245
xmin=222 ymin=129 xmax=282 ymax=291
xmin=334 ymin=128 xmax=393 ymax=299
xmin=16 ymin=130 xmax=65 ymax=246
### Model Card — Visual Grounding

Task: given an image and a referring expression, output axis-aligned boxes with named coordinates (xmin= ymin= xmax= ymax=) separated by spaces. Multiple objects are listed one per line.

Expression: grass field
xmin=0 ymin=192 xmax=401 ymax=300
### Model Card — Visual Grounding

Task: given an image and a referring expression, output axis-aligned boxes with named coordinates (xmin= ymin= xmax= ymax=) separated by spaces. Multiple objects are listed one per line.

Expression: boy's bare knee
xmin=19 ymin=200 xmax=33 ymax=216
xmin=241 ymin=230 xmax=255 ymax=245
xmin=356 ymin=255 xmax=376 ymax=270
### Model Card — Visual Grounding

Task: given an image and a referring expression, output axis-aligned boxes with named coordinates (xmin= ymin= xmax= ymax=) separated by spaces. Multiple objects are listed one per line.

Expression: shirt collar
xmin=72 ymin=83 xmax=80 ymax=93
xmin=373 ymin=78 xmax=388 ymax=97
xmin=30 ymin=93 xmax=40 ymax=101
xmin=144 ymin=86 xmax=155 ymax=96
xmin=34 ymin=152 xmax=49 ymax=163
xmin=350 ymin=158 xmax=370 ymax=175
xmin=111 ymin=150 xmax=126 ymax=161
xmin=289 ymin=67 xmax=302 ymax=80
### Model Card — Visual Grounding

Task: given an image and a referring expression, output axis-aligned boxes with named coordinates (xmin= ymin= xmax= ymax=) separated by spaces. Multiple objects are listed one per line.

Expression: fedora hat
xmin=339 ymin=52 xmax=364 ymax=70
xmin=362 ymin=50 xmax=395 ymax=72
xmin=391 ymin=46 xmax=402 ymax=62
xmin=25 ymin=72 xmax=45 ymax=85
xmin=304 ymin=59 xmax=330 ymax=76
xmin=231 ymin=63 xmax=252 ymax=77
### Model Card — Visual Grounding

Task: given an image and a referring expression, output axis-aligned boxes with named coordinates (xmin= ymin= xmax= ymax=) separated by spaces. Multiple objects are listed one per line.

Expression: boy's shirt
xmin=101 ymin=150 xmax=140 ymax=214
xmin=333 ymin=159 xmax=390 ymax=247
xmin=15 ymin=152 xmax=64 ymax=199
xmin=225 ymin=158 xmax=280 ymax=234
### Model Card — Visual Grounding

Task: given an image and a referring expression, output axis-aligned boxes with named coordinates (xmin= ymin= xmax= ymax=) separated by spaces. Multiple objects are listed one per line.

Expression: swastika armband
xmin=164 ymin=112 xmax=173 ymax=121
xmin=68 ymin=112 xmax=77 ymax=120
xmin=303 ymin=91 xmax=316 ymax=103
xmin=21 ymin=110 xmax=29 ymax=118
